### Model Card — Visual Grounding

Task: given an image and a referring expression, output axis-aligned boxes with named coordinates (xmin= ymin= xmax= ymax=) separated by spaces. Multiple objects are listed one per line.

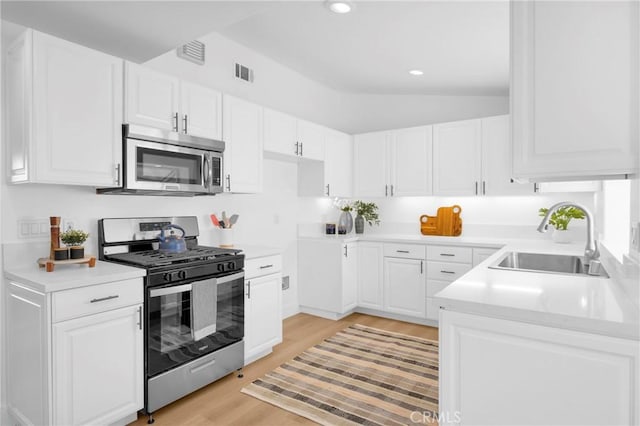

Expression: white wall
xmin=144 ymin=31 xmax=509 ymax=134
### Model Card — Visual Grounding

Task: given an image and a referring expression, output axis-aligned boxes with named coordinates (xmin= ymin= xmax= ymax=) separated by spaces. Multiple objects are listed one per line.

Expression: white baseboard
xmin=282 ymin=303 xmax=300 ymax=319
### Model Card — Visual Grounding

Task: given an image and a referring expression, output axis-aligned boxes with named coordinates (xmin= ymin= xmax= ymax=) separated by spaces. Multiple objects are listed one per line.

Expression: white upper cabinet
xmin=263 ymin=108 xmax=298 ymax=156
xmin=296 ymin=119 xmax=325 ymax=161
xmin=511 ymin=1 xmax=639 ymax=181
xmin=263 ymin=107 xmax=324 ymax=160
xmin=481 ymin=115 xmax=532 ymax=195
xmin=354 ymin=131 xmax=390 ymax=197
xmin=6 ymin=29 xmax=123 ymax=186
xmin=433 ymin=119 xmax=482 ymax=196
xmin=324 ymin=129 xmax=353 ymax=197
xmin=125 ymin=62 xmax=179 ymax=132
xmin=125 ymin=62 xmax=222 ymax=140
xmin=390 ymin=126 xmax=433 ymax=196
xmin=179 ymin=81 xmax=222 ymax=140
xmin=222 ymin=94 xmax=263 ymax=193
xmin=354 ymin=127 xmax=433 ymax=198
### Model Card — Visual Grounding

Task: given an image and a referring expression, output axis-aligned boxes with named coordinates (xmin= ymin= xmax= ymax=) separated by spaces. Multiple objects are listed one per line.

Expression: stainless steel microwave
xmin=98 ymin=124 xmax=224 ymax=196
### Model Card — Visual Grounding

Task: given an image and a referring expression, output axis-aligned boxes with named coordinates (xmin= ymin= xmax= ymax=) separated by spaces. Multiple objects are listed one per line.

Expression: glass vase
xmin=338 ymin=211 xmax=353 ymax=234
xmin=355 ymin=215 xmax=365 ymax=234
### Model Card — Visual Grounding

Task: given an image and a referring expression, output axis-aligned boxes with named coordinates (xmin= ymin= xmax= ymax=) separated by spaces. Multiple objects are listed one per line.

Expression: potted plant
xmin=538 ymin=206 xmax=585 ymax=243
xmin=353 ymin=201 xmax=380 ymax=234
xmin=60 ymin=228 xmax=89 ymax=259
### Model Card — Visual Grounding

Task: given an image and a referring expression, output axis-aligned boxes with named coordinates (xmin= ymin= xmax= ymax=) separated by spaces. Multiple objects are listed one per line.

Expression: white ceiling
xmin=1 ymin=1 xmax=509 ymax=96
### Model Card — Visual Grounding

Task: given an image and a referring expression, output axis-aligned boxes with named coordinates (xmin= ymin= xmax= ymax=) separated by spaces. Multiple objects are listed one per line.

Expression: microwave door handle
xmin=203 ymin=155 xmax=210 ymax=189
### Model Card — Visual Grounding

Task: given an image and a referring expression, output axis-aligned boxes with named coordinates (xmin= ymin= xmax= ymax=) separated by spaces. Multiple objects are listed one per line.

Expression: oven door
xmin=146 ymin=271 xmax=244 ymax=378
xmin=126 ymin=139 xmax=211 ymax=194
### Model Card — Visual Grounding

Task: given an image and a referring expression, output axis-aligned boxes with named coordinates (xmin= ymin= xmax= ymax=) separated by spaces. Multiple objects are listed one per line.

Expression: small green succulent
xmin=60 ymin=229 xmax=89 ymax=246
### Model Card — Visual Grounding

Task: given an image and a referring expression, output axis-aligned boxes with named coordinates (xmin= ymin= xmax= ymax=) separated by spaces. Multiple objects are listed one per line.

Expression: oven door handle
xmin=214 ymin=271 xmax=245 ymax=285
xmin=149 ymin=284 xmax=193 ymax=298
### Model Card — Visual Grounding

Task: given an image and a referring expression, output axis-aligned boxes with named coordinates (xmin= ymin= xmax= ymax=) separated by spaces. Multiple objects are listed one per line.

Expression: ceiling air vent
xmin=235 ymin=63 xmax=254 ymax=83
xmin=176 ymin=40 xmax=205 ymax=65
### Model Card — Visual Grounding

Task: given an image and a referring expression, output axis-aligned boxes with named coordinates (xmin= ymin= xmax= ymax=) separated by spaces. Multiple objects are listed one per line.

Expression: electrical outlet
xmin=62 ymin=218 xmax=76 ymax=231
xmin=17 ymin=218 xmax=49 ymax=239
xmin=631 ymin=222 xmax=640 ymax=252
xmin=281 ymin=276 xmax=290 ymax=291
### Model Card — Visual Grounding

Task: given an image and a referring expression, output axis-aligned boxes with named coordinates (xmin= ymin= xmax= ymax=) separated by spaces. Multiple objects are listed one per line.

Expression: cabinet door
xmin=357 ymin=243 xmax=384 ymax=310
xmin=125 ymin=62 xmax=180 ymax=131
xmin=297 ymin=119 xmax=325 ymax=161
xmin=263 ymin=107 xmax=298 ymax=157
xmin=180 ymin=81 xmax=222 ymax=140
xmin=245 ymin=273 xmax=283 ymax=361
xmin=481 ymin=115 xmax=532 ymax=195
xmin=383 ymin=257 xmax=426 ymax=318
xmin=342 ymin=242 xmax=358 ymax=313
xmin=354 ymin=131 xmax=389 ymax=197
xmin=6 ymin=31 xmax=31 ymax=183
xmin=511 ymin=1 xmax=639 ymax=180
xmin=32 ymin=31 xmax=123 ymax=186
xmin=440 ymin=310 xmax=639 ymax=426
xmin=324 ymin=129 xmax=353 ymax=197
xmin=472 ymin=247 xmax=499 ymax=267
xmin=390 ymin=126 xmax=433 ymax=196
xmin=53 ymin=305 xmax=143 ymax=426
xmin=433 ymin=119 xmax=482 ymax=196
xmin=223 ymin=95 xmax=263 ymax=193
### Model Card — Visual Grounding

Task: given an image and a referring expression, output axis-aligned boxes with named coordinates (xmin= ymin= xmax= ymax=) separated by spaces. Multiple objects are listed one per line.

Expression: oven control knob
xmin=217 ymin=263 xmax=225 ymax=272
xmin=227 ymin=262 xmax=235 ymax=270
xmin=178 ymin=270 xmax=187 ymax=280
xmin=163 ymin=273 xmax=171 ymax=282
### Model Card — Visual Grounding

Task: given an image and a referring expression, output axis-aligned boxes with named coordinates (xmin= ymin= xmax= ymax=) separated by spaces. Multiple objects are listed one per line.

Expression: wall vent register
xmin=176 ymin=40 xmax=205 ymax=65
xmin=235 ymin=63 xmax=254 ymax=82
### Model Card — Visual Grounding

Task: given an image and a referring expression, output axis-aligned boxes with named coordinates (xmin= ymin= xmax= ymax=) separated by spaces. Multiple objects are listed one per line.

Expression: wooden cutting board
xmin=420 ymin=205 xmax=462 ymax=236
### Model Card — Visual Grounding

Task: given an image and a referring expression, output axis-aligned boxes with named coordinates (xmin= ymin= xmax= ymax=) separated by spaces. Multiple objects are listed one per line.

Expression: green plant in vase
xmin=538 ymin=206 xmax=585 ymax=243
xmin=353 ymin=201 xmax=380 ymax=234
xmin=60 ymin=228 xmax=89 ymax=259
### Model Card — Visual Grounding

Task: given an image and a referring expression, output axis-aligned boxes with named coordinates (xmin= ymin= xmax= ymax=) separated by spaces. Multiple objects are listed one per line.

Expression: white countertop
xmin=298 ymin=233 xmax=506 ymax=247
xmin=434 ymin=241 xmax=640 ymax=340
xmin=234 ymin=244 xmax=281 ymax=259
xmin=5 ymin=260 xmax=146 ymax=293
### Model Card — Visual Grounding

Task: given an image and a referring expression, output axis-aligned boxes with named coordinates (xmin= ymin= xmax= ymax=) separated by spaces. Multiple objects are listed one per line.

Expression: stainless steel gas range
xmin=98 ymin=216 xmax=245 ymax=424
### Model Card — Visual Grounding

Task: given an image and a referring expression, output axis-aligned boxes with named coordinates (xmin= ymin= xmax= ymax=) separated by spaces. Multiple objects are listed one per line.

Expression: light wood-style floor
xmin=130 ymin=313 xmax=438 ymax=426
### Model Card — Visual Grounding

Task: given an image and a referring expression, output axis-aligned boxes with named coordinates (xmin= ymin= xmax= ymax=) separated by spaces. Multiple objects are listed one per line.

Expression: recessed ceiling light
xmin=325 ymin=1 xmax=353 ymax=14
xmin=409 ymin=70 xmax=424 ymax=76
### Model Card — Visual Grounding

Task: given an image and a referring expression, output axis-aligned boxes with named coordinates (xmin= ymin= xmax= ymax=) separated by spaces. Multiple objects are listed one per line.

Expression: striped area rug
xmin=241 ymin=324 xmax=439 ymax=425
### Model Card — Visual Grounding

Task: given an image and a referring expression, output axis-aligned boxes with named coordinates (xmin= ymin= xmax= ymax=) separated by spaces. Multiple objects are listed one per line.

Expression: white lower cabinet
xmin=244 ymin=255 xmax=283 ymax=364
xmin=6 ymin=278 xmax=144 ymax=426
xmin=426 ymin=245 xmax=473 ymax=322
xmin=383 ymin=256 xmax=426 ymax=317
xmin=53 ymin=305 xmax=143 ymax=426
xmin=298 ymin=240 xmax=357 ymax=318
xmin=357 ymin=242 xmax=384 ymax=310
xmin=440 ymin=310 xmax=640 ymax=425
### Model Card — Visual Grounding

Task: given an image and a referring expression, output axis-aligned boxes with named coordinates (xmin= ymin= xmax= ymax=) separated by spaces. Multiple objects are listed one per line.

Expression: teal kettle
xmin=158 ymin=224 xmax=187 ymax=253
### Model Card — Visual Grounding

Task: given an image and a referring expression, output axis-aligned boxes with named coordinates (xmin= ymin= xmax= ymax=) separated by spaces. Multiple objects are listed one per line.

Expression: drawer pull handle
xmin=259 ymin=264 xmax=273 ymax=269
xmin=90 ymin=295 xmax=119 ymax=303
xmin=396 ymin=250 xmax=410 ymax=253
xmin=190 ymin=359 xmax=216 ymax=374
xmin=440 ymin=270 xmax=456 ymax=274
xmin=440 ymin=253 xmax=455 ymax=257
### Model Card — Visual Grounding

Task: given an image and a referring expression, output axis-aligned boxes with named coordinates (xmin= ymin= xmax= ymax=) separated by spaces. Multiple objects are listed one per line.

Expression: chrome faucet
xmin=537 ymin=201 xmax=600 ymax=263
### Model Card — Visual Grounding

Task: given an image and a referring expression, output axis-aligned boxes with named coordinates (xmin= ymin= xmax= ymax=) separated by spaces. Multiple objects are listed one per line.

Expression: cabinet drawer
xmin=245 ymin=255 xmax=282 ymax=279
xmin=383 ymin=243 xmax=426 ymax=259
xmin=426 ymin=245 xmax=472 ymax=263
xmin=426 ymin=297 xmax=441 ymax=321
xmin=52 ymin=278 xmax=143 ymax=323
xmin=426 ymin=279 xmax=451 ymax=297
xmin=426 ymin=261 xmax=472 ymax=282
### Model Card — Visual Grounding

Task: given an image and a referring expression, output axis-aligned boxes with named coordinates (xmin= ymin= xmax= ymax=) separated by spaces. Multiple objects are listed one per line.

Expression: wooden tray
xmin=37 ymin=256 xmax=96 ymax=272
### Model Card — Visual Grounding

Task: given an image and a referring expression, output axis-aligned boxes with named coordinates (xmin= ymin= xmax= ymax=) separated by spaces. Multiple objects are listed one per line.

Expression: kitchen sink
xmin=489 ymin=252 xmax=609 ymax=278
